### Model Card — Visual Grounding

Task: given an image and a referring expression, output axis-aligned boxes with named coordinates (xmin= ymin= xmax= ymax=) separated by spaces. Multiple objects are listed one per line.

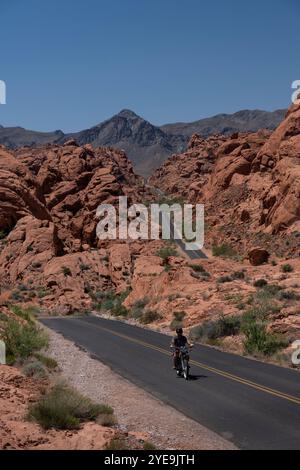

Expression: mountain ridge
xmin=0 ymin=108 xmax=286 ymax=176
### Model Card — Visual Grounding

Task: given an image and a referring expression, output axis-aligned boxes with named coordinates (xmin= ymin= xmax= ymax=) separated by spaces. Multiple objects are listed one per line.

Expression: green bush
xmin=156 ymin=247 xmax=178 ymax=263
xmin=232 ymin=271 xmax=245 ymax=280
xmin=96 ymin=290 xmax=130 ymax=317
xmin=22 ymin=361 xmax=48 ymax=379
xmin=278 ymin=290 xmax=300 ymax=301
xmin=254 ymin=279 xmax=268 ymax=288
xmin=3 ymin=320 xmax=49 ymax=364
xmin=217 ymin=275 xmax=233 ymax=284
xmin=189 ymin=264 xmax=206 ymax=273
xmin=62 ymin=266 xmax=72 ymax=277
xmin=212 ymin=244 xmax=237 ymax=259
xmin=140 ymin=310 xmax=162 ymax=324
xmin=170 ymin=311 xmax=186 ymax=330
xmin=143 ymin=441 xmax=157 ymax=450
xmin=281 ymin=264 xmax=294 ymax=273
xmin=97 ymin=413 xmax=117 ymax=427
xmin=190 ymin=315 xmax=241 ymax=342
xmin=10 ymin=305 xmax=35 ymax=323
xmin=131 ymin=298 xmax=149 ymax=320
xmin=242 ymin=319 xmax=288 ymax=356
xmin=34 ymin=353 xmax=58 ymax=370
xmin=28 ymin=383 xmax=112 ymax=430
xmin=105 ymin=438 xmax=128 ymax=450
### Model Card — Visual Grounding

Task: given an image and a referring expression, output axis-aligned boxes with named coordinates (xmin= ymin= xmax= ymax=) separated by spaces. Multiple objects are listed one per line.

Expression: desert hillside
xmin=0 ymin=101 xmax=299 ymax=364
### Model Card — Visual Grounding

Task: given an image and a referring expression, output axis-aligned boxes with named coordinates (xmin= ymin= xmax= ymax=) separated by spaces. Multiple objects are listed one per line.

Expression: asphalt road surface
xmin=41 ymin=316 xmax=300 ymax=450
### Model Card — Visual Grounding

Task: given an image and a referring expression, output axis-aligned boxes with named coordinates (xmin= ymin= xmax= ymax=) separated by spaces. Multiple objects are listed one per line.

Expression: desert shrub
xmin=34 ymin=353 xmax=58 ymax=370
xmin=143 ymin=441 xmax=157 ymax=450
xmin=170 ymin=311 xmax=186 ymax=330
xmin=173 ymin=311 xmax=186 ymax=322
xmin=232 ymin=270 xmax=245 ymax=280
xmin=156 ymin=246 xmax=178 ymax=263
xmin=278 ymin=290 xmax=300 ymax=301
xmin=218 ymin=315 xmax=241 ymax=337
xmin=212 ymin=244 xmax=237 ymax=258
xmin=10 ymin=291 xmax=24 ymax=302
xmin=97 ymin=413 xmax=117 ymax=427
xmin=62 ymin=266 xmax=72 ymax=277
xmin=105 ymin=438 xmax=128 ymax=450
xmin=189 ymin=264 xmax=206 ymax=273
xmin=217 ymin=275 xmax=233 ymax=284
xmin=140 ymin=310 xmax=162 ymax=324
xmin=22 ymin=361 xmax=48 ymax=379
xmin=111 ymin=303 xmax=128 ymax=317
xmin=190 ymin=315 xmax=241 ymax=342
xmin=96 ymin=290 xmax=130 ymax=317
xmin=254 ymin=279 xmax=268 ymax=288
xmin=242 ymin=319 xmax=288 ymax=356
xmin=10 ymin=305 xmax=35 ymax=323
xmin=37 ymin=289 xmax=50 ymax=299
xmin=131 ymin=298 xmax=149 ymax=320
xmin=3 ymin=320 xmax=49 ymax=364
xmin=79 ymin=263 xmax=90 ymax=272
xmin=0 ymin=229 xmax=9 ymax=240
xmin=32 ymin=262 xmax=42 ymax=269
xmin=281 ymin=264 xmax=293 ymax=273
xmin=28 ymin=383 xmax=111 ymax=430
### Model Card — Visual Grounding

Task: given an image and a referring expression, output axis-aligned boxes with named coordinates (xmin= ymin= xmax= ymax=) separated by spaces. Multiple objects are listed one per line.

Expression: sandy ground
xmin=45 ymin=327 xmax=237 ymax=450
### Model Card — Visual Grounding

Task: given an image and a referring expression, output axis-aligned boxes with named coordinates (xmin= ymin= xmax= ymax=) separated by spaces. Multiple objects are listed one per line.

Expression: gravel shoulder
xmin=45 ymin=326 xmax=237 ymax=450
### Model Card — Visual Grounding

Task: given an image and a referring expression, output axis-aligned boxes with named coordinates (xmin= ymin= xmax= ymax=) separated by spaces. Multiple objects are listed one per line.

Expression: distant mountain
xmin=68 ymin=109 xmax=186 ymax=177
xmin=0 ymin=108 xmax=286 ymax=176
xmin=161 ymin=109 xmax=286 ymax=137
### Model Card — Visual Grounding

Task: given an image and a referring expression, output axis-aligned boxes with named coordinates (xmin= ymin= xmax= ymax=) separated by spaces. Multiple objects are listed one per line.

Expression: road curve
xmin=41 ymin=316 xmax=300 ymax=450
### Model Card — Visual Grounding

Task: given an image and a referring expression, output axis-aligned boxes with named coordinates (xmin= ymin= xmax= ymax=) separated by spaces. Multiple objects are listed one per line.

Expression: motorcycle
xmin=172 ymin=345 xmax=191 ymax=380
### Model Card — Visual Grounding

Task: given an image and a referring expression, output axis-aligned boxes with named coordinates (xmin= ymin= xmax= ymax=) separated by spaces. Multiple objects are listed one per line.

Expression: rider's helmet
xmin=176 ymin=327 xmax=183 ymax=335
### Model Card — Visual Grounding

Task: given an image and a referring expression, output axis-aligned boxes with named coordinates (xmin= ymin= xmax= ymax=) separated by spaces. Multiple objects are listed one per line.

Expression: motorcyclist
xmin=171 ymin=327 xmax=193 ymax=369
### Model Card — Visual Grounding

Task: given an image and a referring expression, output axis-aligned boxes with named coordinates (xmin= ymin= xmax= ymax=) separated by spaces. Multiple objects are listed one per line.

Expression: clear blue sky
xmin=0 ymin=0 xmax=298 ymax=131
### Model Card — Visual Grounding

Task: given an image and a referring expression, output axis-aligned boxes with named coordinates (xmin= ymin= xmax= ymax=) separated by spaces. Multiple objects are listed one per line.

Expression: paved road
xmin=42 ymin=316 xmax=300 ymax=450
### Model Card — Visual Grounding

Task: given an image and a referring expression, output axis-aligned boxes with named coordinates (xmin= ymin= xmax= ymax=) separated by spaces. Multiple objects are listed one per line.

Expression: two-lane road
xmin=41 ymin=316 xmax=300 ymax=450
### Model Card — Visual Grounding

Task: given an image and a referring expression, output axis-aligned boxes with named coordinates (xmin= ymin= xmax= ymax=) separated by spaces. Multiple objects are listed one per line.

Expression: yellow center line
xmin=75 ymin=318 xmax=300 ymax=406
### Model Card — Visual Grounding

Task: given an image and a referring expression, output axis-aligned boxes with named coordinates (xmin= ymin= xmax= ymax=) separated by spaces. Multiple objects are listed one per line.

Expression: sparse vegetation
xmin=156 ymin=246 xmax=178 ymax=263
xmin=232 ymin=270 xmax=245 ymax=280
xmin=242 ymin=320 xmax=288 ymax=357
xmin=3 ymin=319 xmax=49 ymax=364
xmin=217 ymin=275 xmax=233 ymax=284
xmin=105 ymin=438 xmax=128 ymax=450
xmin=140 ymin=310 xmax=162 ymax=324
xmin=91 ymin=289 xmax=131 ymax=317
xmin=281 ymin=264 xmax=294 ymax=273
xmin=254 ymin=279 xmax=268 ymax=288
xmin=62 ymin=266 xmax=72 ymax=277
xmin=190 ymin=315 xmax=241 ymax=343
xmin=34 ymin=353 xmax=58 ymax=370
xmin=212 ymin=244 xmax=237 ymax=259
xmin=22 ymin=360 xmax=48 ymax=379
xmin=189 ymin=264 xmax=206 ymax=273
xmin=28 ymin=382 xmax=113 ymax=430
xmin=170 ymin=311 xmax=186 ymax=330
xmin=143 ymin=441 xmax=157 ymax=450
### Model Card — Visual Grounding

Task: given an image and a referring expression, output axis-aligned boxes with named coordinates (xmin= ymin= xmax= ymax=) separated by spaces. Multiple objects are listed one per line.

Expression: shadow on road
xmin=188 ymin=374 xmax=208 ymax=381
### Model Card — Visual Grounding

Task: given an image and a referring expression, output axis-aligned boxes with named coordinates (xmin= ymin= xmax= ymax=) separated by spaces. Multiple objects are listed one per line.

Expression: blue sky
xmin=0 ymin=0 xmax=299 ymax=131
